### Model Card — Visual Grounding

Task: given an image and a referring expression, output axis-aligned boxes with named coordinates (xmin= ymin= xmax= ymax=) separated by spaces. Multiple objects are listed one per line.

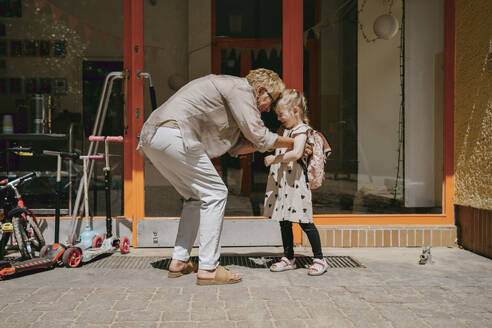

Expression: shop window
xmin=304 ymin=0 xmax=445 ymax=214
xmin=0 ymin=0 xmax=124 ymax=216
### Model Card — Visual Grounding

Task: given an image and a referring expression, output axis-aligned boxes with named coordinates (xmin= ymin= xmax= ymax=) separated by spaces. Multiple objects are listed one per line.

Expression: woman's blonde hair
xmin=278 ymin=89 xmax=309 ymax=124
xmin=245 ymin=68 xmax=285 ymax=96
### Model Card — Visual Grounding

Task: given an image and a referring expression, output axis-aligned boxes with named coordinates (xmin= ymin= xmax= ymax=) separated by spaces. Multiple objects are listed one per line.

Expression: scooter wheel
xmin=39 ymin=245 xmax=51 ymax=257
xmin=62 ymin=247 xmax=82 ymax=268
xmin=119 ymin=237 xmax=130 ymax=254
xmin=92 ymin=235 xmax=103 ymax=248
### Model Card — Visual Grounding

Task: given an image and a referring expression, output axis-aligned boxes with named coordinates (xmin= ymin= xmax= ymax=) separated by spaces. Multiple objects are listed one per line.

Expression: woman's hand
xmin=264 ymin=155 xmax=275 ymax=167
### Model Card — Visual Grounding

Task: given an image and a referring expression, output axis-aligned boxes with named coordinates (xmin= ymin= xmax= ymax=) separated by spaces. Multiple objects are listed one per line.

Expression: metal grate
xmin=81 ymin=255 xmax=364 ymax=270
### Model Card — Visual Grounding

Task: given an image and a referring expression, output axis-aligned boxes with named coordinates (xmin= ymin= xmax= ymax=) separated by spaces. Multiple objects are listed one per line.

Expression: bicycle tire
xmin=13 ymin=216 xmax=34 ymax=259
xmin=25 ymin=210 xmax=45 ymax=251
xmin=0 ymin=231 xmax=11 ymax=260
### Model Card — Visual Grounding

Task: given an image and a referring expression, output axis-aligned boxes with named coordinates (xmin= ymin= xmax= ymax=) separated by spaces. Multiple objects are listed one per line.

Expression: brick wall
xmin=302 ymin=226 xmax=457 ymax=248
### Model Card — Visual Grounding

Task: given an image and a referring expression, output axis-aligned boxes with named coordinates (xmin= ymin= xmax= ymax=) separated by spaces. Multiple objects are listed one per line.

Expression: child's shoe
xmin=308 ymin=258 xmax=328 ymax=276
xmin=270 ymin=257 xmax=296 ymax=272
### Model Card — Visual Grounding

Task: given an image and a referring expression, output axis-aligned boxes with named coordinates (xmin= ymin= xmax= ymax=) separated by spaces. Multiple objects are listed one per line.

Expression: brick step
xmin=302 ymin=226 xmax=457 ymax=248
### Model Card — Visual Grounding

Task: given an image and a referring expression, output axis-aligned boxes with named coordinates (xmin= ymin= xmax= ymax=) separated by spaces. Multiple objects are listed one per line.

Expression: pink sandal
xmin=308 ymin=258 xmax=328 ymax=276
xmin=270 ymin=257 xmax=296 ymax=272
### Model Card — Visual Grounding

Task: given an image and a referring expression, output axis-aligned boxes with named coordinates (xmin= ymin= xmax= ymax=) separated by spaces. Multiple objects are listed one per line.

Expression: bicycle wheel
xmin=12 ymin=216 xmax=35 ymax=259
xmin=0 ymin=231 xmax=11 ymax=260
xmin=25 ymin=210 xmax=45 ymax=251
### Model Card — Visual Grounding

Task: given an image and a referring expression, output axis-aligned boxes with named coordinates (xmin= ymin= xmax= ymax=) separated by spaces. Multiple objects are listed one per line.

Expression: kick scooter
xmin=61 ymin=137 xmax=129 ymax=267
xmin=60 ymin=153 xmax=105 ymax=267
xmin=74 ymin=136 xmax=129 ymax=264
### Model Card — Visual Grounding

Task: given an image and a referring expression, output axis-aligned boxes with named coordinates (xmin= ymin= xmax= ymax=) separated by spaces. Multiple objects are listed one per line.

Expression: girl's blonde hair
xmin=278 ymin=89 xmax=309 ymax=124
xmin=245 ymin=68 xmax=285 ymax=96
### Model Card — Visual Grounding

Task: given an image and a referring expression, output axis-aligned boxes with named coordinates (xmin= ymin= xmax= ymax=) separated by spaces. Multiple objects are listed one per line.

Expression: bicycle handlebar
xmin=89 ymin=136 xmax=124 ymax=143
xmin=8 ymin=147 xmax=32 ymax=153
xmin=1 ymin=172 xmax=38 ymax=190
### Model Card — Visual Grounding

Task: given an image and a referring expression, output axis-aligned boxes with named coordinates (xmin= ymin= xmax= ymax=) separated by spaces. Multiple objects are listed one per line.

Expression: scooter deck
xmin=0 ymin=257 xmax=54 ymax=280
xmin=0 ymin=244 xmax=66 ymax=280
xmin=81 ymin=237 xmax=119 ymax=263
xmin=82 ymin=247 xmax=116 ymax=263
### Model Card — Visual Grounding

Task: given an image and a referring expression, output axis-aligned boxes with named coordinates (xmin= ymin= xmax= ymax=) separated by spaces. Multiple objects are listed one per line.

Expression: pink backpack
xmin=304 ymin=129 xmax=332 ymax=189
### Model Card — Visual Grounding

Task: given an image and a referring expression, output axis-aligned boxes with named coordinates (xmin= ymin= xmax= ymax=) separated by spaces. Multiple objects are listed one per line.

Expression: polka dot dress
xmin=263 ymin=124 xmax=313 ymax=223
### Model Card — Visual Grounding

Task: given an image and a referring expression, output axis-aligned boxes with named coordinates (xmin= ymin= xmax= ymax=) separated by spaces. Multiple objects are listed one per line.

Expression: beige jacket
xmin=137 ymin=74 xmax=278 ymax=158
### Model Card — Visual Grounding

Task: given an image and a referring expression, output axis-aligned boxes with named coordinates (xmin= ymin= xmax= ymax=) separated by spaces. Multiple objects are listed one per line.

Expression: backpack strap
xmin=297 ymin=158 xmax=310 ymax=186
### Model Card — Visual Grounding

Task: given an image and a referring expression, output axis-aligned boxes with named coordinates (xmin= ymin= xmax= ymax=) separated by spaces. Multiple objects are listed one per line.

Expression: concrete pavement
xmin=0 ymin=247 xmax=491 ymax=327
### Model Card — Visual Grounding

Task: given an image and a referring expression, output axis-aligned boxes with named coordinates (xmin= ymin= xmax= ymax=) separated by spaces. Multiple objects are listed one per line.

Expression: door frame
xmin=119 ymin=0 xmax=455 ymax=246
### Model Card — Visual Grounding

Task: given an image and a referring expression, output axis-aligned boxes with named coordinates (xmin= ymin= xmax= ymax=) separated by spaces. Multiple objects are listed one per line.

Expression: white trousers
xmin=142 ymin=127 xmax=227 ymax=270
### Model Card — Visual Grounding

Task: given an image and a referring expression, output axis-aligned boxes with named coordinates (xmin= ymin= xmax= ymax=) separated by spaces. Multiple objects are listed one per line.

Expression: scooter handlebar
xmin=80 ymin=154 xmax=104 ymax=160
xmin=89 ymin=136 xmax=123 ymax=143
xmin=88 ymin=154 xmax=104 ymax=160
xmin=88 ymin=136 xmax=105 ymax=142
xmin=43 ymin=150 xmax=80 ymax=160
xmin=106 ymin=136 xmax=123 ymax=143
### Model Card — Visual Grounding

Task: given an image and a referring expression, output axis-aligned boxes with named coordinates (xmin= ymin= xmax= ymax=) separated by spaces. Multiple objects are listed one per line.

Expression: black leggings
xmin=280 ymin=221 xmax=323 ymax=260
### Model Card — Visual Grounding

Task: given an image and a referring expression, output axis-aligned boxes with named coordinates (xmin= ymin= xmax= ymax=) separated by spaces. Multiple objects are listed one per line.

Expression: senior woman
xmin=138 ymin=68 xmax=295 ymax=285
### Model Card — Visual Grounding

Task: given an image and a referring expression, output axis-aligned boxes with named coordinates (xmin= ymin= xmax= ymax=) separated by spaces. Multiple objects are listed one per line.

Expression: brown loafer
xmin=196 ymin=265 xmax=242 ymax=286
xmin=168 ymin=260 xmax=198 ymax=278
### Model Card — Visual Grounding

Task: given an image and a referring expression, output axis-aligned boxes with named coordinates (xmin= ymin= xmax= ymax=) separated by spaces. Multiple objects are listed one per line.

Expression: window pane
xmin=304 ymin=0 xmax=444 ymax=214
xmin=0 ymin=1 xmax=124 ymax=217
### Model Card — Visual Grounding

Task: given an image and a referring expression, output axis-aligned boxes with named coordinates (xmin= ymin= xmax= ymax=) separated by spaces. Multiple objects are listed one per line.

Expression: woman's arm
xmin=265 ymin=133 xmax=307 ymax=166
xmin=236 ymin=140 xmax=257 ymax=155
xmin=271 ymin=135 xmax=294 ymax=150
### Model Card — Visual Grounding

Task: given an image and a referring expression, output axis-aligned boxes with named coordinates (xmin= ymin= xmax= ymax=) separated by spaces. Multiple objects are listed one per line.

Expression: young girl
xmin=263 ymin=89 xmax=328 ymax=276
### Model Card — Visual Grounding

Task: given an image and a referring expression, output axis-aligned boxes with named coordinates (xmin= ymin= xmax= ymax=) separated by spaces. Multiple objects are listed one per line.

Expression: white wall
xmin=404 ymin=0 xmax=444 ymax=207
xmin=357 ymin=0 xmax=403 ymax=190
xmin=188 ymin=0 xmax=211 ymax=81
xmin=143 ymin=0 xmax=189 ymax=119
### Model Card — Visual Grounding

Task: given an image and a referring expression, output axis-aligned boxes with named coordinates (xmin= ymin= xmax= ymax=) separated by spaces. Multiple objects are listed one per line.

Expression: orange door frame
xmin=283 ymin=0 xmax=304 ymax=243
xmin=119 ymin=0 xmax=455 ymax=247
xmin=123 ymin=0 xmax=145 ymax=247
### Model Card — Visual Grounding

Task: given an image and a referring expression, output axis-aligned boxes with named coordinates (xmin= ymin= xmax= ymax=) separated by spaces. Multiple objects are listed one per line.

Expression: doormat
xmin=80 ymin=255 xmax=365 ymax=269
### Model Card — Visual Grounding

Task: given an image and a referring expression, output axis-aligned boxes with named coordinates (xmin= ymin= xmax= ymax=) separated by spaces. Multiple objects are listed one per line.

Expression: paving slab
xmin=0 ymin=247 xmax=490 ymax=327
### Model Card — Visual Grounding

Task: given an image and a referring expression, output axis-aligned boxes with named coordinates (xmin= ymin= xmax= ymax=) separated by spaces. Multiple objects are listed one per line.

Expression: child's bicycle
xmin=0 ymin=171 xmax=45 ymax=260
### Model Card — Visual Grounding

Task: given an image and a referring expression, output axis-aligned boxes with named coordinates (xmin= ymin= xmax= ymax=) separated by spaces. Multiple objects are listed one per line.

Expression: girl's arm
xmin=264 ymin=133 xmax=307 ymax=167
